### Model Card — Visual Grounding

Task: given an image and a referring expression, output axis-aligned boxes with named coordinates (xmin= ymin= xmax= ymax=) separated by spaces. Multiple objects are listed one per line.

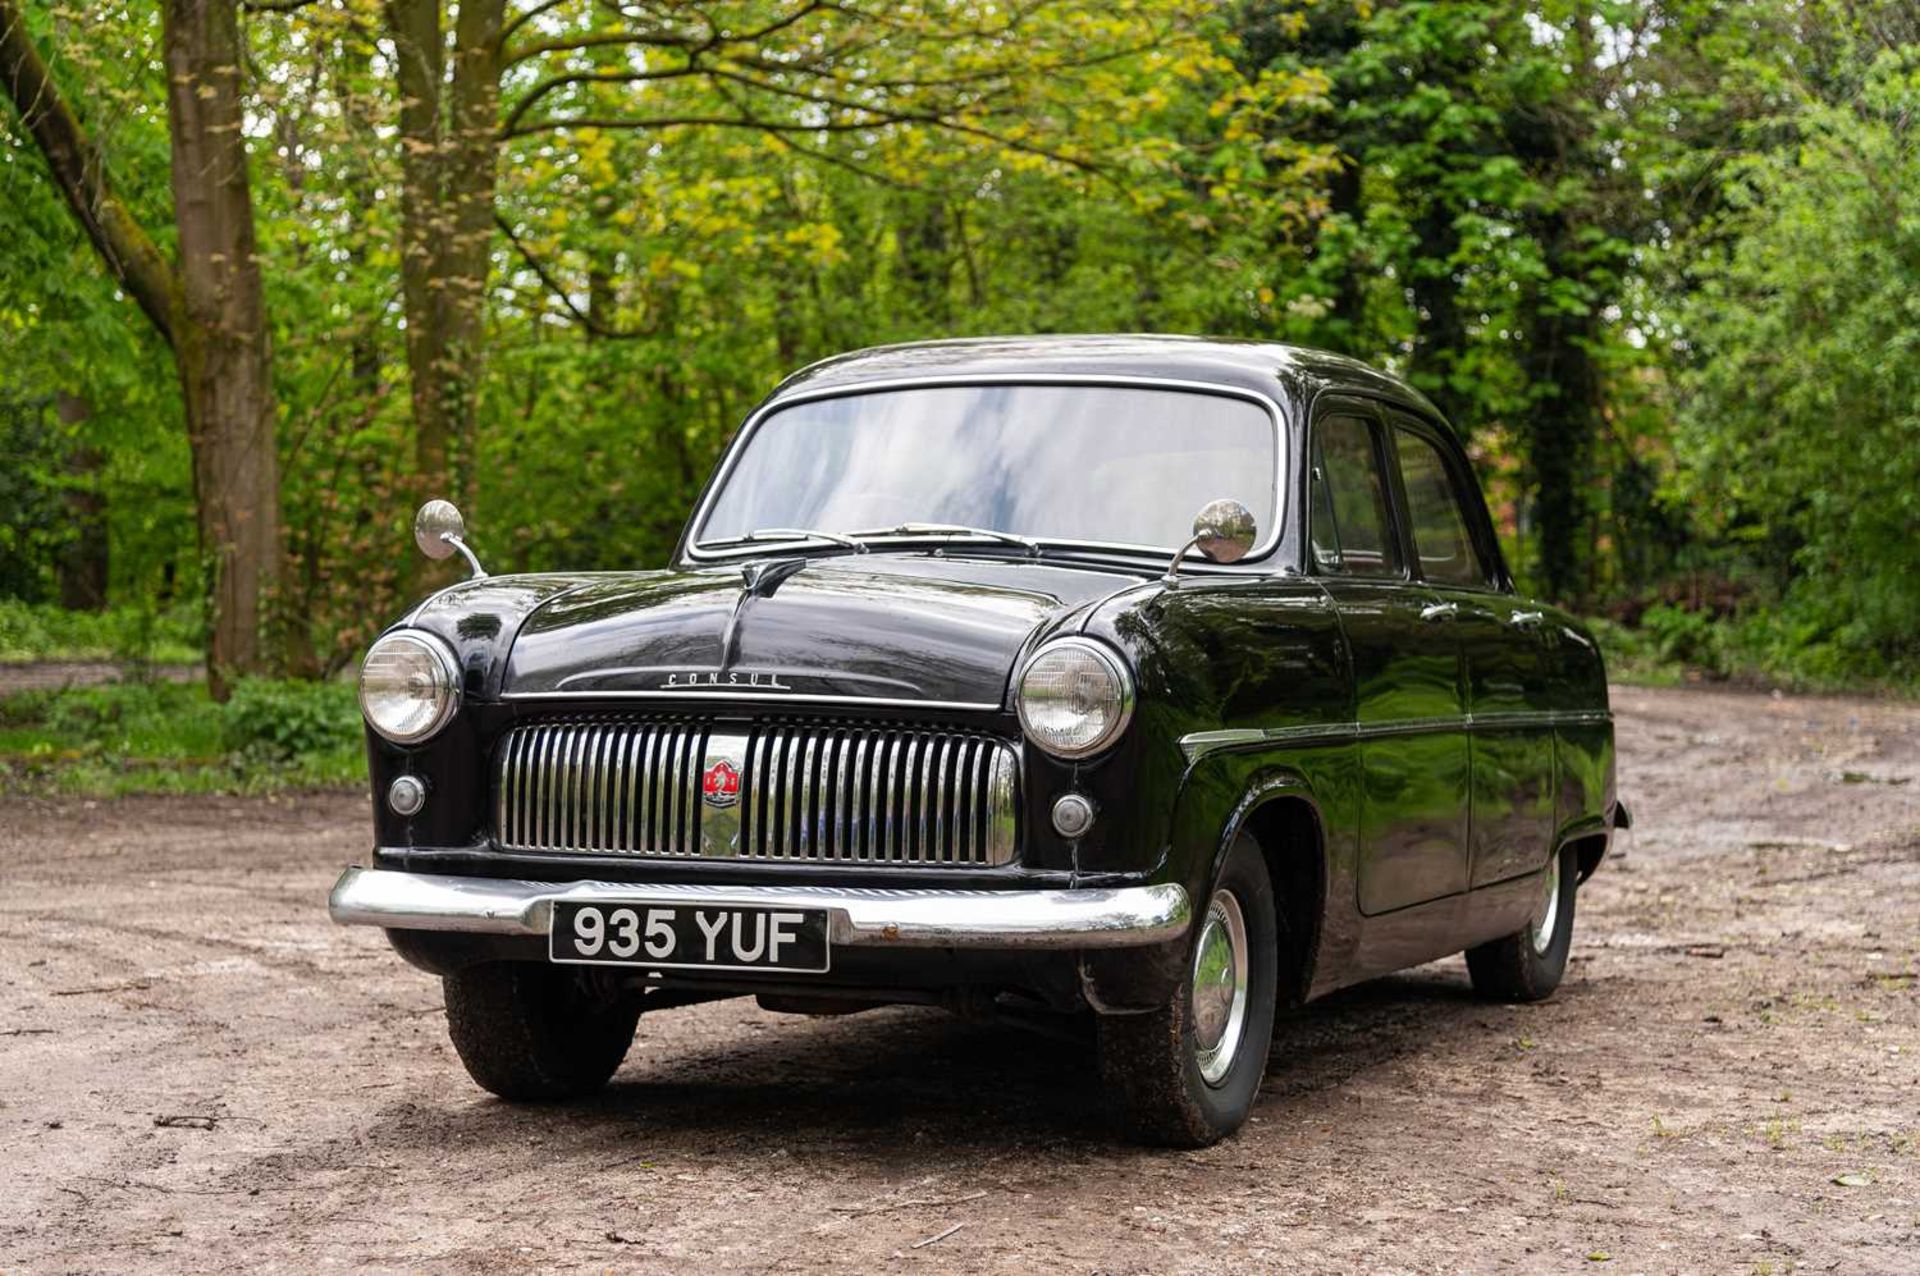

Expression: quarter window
xmin=1393 ymin=426 xmax=1489 ymax=587
xmin=1308 ymin=415 xmax=1401 ymax=578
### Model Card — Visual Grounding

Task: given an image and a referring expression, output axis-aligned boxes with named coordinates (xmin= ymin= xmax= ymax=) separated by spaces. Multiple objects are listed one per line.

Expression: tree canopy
xmin=2 ymin=0 xmax=1915 ymax=688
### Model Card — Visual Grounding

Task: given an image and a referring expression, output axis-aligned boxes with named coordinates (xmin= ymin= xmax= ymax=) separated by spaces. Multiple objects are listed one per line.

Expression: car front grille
xmin=493 ymin=716 xmax=1019 ymax=866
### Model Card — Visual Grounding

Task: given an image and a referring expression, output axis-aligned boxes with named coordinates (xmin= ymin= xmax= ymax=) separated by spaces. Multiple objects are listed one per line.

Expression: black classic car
xmin=330 ymin=335 xmax=1624 ymax=1146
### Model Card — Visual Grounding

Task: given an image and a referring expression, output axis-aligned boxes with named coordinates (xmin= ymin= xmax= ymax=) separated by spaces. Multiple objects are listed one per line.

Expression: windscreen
xmin=697 ymin=383 xmax=1279 ymax=553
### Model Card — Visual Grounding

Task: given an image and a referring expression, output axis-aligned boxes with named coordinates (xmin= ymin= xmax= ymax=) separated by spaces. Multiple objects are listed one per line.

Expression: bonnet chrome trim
xmin=500 ymin=689 xmax=1006 ymax=711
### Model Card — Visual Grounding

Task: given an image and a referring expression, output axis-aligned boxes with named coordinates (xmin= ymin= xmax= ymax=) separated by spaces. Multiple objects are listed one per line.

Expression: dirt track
xmin=2 ymin=685 xmax=1915 ymax=1273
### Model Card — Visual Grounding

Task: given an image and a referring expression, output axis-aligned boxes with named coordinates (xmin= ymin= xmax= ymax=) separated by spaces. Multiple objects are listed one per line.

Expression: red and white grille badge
xmin=701 ymin=759 xmax=742 ymax=809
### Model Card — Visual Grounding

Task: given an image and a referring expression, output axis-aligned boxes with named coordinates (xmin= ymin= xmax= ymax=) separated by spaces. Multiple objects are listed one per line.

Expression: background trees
xmin=3 ymin=0 xmax=278 ymax=696
xmin=1 ymin=0 xmax=1915 ymax=689
xmin=1672 ymin=41 xmax=1920 ymax=680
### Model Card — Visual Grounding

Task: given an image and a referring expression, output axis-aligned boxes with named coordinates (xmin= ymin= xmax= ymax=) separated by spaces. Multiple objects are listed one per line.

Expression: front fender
xmin=1079 ymin=743 xmax=1355 ymax=1012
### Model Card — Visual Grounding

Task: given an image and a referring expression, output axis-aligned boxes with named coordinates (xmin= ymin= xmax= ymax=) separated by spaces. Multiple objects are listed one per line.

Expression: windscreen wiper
xmin=845 ymin=522 xmax=1042 ymax=556
xmin=705 ymin=528 xmax=869 ymax=552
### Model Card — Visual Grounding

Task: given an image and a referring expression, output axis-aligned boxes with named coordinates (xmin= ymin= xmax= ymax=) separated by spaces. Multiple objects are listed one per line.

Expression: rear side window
xmin=1393 ymin=426 xmax=1490 ymax=587
xmin=1309 ymin=415 xmax=1402 ymax=578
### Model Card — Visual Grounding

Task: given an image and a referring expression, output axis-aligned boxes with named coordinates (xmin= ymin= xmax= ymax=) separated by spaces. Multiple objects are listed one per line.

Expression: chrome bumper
xmin=327 ymin=867 xmax=1191 ymax=951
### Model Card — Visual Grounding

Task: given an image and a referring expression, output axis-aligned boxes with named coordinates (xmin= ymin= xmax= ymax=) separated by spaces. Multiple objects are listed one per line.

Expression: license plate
xmin=549 ymin=901 xmax=830 ymax=973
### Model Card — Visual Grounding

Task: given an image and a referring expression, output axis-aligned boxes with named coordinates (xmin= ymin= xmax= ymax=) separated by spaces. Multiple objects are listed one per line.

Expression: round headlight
xmin=359 ymin=631 xmax=461 ymax=744
xmin=1016 ymin=637 xmax=1134 ymax=759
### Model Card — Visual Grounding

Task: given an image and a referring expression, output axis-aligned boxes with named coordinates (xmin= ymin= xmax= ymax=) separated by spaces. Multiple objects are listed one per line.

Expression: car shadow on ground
xmin=349 ymin=963 xmax=1511 ymax=1162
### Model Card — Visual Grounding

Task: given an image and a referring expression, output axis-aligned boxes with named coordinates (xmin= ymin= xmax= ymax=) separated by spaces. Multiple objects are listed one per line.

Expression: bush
xmin=0 ymin=676 xmax=364 ymax=796
xmin=23 ymin=679 xmax=228 ymax=756
xmin=221 ymin=677 xmax=361 ymax=762
xmin=0 ymin=599 xmax=202 ymax=664
xmin=1637 ymin=604 xmax=1726 ymax=673
xmin=1590 ymin=599 xmax=1918 ymax=695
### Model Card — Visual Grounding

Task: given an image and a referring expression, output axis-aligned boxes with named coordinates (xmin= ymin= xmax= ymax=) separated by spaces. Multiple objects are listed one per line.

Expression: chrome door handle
xmin=1419 ymin=601 xmax=1458 ymax=622
xmin=1510 ymin=609 xmax=1546 ymax=629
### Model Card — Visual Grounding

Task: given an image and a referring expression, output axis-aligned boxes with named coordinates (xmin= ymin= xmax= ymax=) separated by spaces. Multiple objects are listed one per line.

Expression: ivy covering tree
xmin=0 ymin=0 xmax=1915 ymax=689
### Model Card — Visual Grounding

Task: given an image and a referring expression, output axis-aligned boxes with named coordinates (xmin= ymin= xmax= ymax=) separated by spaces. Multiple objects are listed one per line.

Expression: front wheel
xmin=443 ymin=962 xmax=640 ymax=1100
xmin=1466 ymin=843 xmax=1577 ymax=1002
xmin=1098 ymin=834 xmax=1278 ymax=1147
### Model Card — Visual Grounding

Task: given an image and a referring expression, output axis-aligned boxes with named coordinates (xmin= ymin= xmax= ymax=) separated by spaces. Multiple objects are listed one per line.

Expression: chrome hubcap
xmin=1531 ymin=853 xmax=1562 ymax=955
xmin=1190 ymin=888 xmax=1249 ymax=1087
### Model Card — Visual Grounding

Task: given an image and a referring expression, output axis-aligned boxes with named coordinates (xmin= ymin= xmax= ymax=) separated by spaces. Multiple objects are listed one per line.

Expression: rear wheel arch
xmin=1567 ymin=830 xmax=1610 ymax=884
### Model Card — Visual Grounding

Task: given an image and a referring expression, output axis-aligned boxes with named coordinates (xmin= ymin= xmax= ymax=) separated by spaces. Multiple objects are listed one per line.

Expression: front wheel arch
xmin=1208 ymin=778 xmax=1327 ymax=1011
xmin=1079 ymin=767 xmax=1330 ymax=1015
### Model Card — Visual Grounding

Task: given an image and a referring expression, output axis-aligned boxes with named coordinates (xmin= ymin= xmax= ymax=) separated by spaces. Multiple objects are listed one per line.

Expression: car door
xmin=1384 ymin=414 xmax=1558 ymax=889
xmin=1307 ymin=402 xmax=1471 ymax=915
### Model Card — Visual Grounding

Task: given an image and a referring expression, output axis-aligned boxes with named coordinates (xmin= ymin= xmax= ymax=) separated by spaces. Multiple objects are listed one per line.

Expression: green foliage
xmin=0 ymin=677 xmax=363 ymax=796
xmin=0 ymin=396 xmax=72 ymax=598
xmin=1 ymin=11 xmax=197 ymax=617
xmin=1672 ymin=45 xmax=1920 ymax=683
xmin=1592 ymin=605 xmax=1917 ymax=696
xmin=2 ymin=0 xmax=1916 ymax=699
xmin=220 ymin=676 xmax=361 ymax=762
xmin=0 ymin=599 xmax=201 ymax=664
xmin=1584 ymin=617 xmax=1686 ymax=688
xmin=1633 ymin=605 xmax=1729 ymax=675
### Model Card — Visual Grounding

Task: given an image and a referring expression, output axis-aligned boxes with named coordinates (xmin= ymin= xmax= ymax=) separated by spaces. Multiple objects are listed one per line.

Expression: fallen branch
xmin=912 ymin=1222 xmax=966 ymax=1249
xmin=831 ymin=1189 xmax=987 ymax=1216
xmin=51 ymin=981 xmax=151 ymax=996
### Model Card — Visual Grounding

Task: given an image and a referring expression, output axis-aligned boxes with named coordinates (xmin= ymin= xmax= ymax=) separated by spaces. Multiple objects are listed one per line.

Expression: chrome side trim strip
xmin=1178 ymin=708 xmax=1615 ymax=762
xmin=1176 ymin=729 xmax=1269 ymax=761
xmin=1479 ymin=708 xmax=1614 ymax=729
xmin=328 ymin=867 xmax=1191 ymax=951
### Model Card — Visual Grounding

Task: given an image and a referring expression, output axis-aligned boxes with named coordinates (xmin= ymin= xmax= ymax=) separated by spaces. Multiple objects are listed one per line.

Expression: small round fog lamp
xmin=388 ymin=774 xmax=428 ymax=818
xmin=1051 ymin=792 xmax=1097 ymax=839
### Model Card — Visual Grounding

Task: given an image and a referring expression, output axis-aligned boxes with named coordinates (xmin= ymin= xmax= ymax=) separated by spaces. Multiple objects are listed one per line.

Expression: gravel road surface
xmin=3 ymin=685 xmax=1915 ymax=1272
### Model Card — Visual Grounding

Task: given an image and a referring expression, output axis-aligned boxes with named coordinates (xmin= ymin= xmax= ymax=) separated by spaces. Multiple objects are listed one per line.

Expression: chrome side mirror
xmin=414 ymin=499 xmax=487 ymax=579
xmin=1165 ymin=498 xmax=1257 ymax=583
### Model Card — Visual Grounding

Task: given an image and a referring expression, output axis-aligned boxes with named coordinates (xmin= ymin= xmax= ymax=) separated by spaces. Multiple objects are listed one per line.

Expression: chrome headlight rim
xmin=1015 ymin=635 xmax=1136 ymax=760
xmin=358 ymin=630 xmax=462 ymax=745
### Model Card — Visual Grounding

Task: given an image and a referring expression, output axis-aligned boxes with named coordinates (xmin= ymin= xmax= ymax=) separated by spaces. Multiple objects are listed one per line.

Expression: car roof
xmin=768 ymin=334 xmax=1445 ymax=422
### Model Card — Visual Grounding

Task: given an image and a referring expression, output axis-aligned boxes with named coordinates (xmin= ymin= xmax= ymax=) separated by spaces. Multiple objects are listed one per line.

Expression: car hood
xmin=500 ymin=555 xmax=1147 ymax=706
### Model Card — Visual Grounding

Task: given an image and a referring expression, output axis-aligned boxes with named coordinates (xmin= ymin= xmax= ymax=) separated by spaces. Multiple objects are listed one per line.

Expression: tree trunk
xmin=3 ymin=0 xmax=282 ymax=698
xmin=387 ymin=0 xmax=504 ymax=509
xmin=895 ymin=195 xmax=952 ymax=326
xmin=334 ymin=14 xmax=383 ymax=392
xmin=1520 ymin=212 xmax=1600 ymax=606
xmin=0 ymin=2 xmax=176 ymax=342
xmin=54 ymin=393 xmax=109 ymax=611
xmin=163 ymin=0 xmax=281 ymax=696
xmin=387 ymin=0 xmax=447 ymax=487
xmin=1409 ymin=203 xmax=1469 ymax=429
xmin=1322 ymin=157 xmax=1365 ymax=354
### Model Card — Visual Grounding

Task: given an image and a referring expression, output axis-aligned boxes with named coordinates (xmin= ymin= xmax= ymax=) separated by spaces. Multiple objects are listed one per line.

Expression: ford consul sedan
xmin=330 ymin=335 xmax=1625 ymax=1146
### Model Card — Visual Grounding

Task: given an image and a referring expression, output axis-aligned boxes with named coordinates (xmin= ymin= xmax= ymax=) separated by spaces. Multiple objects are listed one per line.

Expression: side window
xmin=1393 ymin=426 xmax=1490 ymax=587
xmin=1309 ymin=415 xmax=1402 ymax=578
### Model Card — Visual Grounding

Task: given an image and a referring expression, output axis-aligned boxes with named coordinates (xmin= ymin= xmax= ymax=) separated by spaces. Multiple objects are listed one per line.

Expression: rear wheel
xmin=443 ymin=962 xmax=640 ymax=1100
xmin=1466 ymin=843 xmax=1577 ymax=1002
xmin=1098 ymin=834 xmax=1278 ymax=1147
